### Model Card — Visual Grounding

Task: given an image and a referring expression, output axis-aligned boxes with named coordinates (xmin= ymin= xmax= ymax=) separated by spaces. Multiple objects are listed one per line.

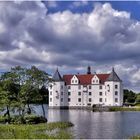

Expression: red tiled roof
xmin=63 ymin=74 xmax=110 ymax=85
xmin=97 ymin=74 xmax=110 ymax=84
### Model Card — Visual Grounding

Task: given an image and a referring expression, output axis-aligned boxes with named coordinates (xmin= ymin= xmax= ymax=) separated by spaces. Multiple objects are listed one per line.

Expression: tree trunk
xmin=27 ymin=103 xmax=31 ymax=114
xmin=41 ymin=103 xmax=45 ymax=117
xmin=6 ymin=106 xmax=10 ymax=123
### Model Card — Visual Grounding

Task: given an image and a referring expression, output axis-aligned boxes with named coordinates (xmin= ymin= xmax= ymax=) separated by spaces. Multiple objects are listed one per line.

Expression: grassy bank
xmin=109 ymin=106 xmax=140 ymax=111
xmin=130 ymin=135 xmax=140 ymax=139
xmin=0 ymin=122 xmax=74 ymax=139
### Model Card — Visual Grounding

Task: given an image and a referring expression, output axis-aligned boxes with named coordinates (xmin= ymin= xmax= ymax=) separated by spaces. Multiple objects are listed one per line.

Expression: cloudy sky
xmin=0 ymin=1 xmax=140 ymax=92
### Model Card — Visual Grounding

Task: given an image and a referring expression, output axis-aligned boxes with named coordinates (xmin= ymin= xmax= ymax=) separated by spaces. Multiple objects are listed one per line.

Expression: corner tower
xmin=105 ymin=68 xmax=123 ymax=106
xmin=48 ymin=68 xmax=66 ymax=108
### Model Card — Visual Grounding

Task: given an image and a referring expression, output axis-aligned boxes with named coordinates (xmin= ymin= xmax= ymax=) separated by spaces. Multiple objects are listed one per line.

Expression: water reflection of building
xmin=49 ymin=66 xmax=123 ymax=108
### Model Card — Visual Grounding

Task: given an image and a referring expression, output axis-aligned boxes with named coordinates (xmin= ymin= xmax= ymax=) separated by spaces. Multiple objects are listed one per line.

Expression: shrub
xmin=0 ymin=115 xmax=47 ymax=124
xmin=24 ymin=115 xmax=47 ymax=124
xmin=10 ymin=116 xmax=26 ymax=124
xmin=0 ymin=116 xmax=6 ymax=123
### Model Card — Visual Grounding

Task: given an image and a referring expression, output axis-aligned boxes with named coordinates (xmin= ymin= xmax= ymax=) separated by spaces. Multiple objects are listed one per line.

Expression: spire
xmin=106 ymin=67 xmax=121 ymax=82
xmin=87 ymin=66 xmax=91 ymax=74
xmin=53 ymin=68 xmax=63 ymax=81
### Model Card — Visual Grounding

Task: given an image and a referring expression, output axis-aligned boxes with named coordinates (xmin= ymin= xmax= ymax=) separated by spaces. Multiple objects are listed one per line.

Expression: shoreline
xmin=48 ymin=106 xmax=140 ymax=112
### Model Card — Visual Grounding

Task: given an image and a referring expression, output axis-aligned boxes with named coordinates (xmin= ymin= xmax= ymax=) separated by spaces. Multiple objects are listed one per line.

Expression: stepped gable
xmin=63 ymin=73 xmax=110 ymax=85
xmin=106 ymin=68 xmax=121 ymax=82
xmin=53 ymin=68 xmax=63 ymax=81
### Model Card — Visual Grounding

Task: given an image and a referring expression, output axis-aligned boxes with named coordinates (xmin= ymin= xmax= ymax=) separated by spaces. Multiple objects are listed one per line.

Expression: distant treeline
xmin=123 ymin=89 xmax=140 ymax=105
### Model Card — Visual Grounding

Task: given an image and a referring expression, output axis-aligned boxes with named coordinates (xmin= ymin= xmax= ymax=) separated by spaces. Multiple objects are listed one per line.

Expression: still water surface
xmin=33 ymin=105 xmax=140 ymax=139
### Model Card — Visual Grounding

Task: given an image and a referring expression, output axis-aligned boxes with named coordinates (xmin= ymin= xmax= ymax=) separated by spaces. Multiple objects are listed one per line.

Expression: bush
xmin=0 ymin=116 xmax=6 ymax=123
xmin=10 ymin=116 xmax=26 ymax=124
xmin=0 ymin=115 xmax=47 ymax=124
xmin=24 ymin=115 xmax=47 ymax=124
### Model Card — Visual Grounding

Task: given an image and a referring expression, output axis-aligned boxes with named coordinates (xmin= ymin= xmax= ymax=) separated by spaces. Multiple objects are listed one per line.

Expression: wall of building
xmin=49 ymin=81 xmax=123 ymax=107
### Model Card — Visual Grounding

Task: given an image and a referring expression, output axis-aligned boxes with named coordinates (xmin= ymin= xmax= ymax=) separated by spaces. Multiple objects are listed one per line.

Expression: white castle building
xmin=49 ymin=66 xmax=123 ymax=108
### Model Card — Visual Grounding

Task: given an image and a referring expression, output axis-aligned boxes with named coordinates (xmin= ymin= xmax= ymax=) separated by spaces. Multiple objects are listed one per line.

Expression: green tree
xmin=123 ymin=89 xmax=136 ymax=103
xmin=136 ymin=93 xmax=140 ymax=103
xmin=0 ymin=65 xmax=51 ymax=122
xmin=26 ymin=66 xmax=50 ymax=117
xmin=0 ymin=72 xmax=19 ymax=123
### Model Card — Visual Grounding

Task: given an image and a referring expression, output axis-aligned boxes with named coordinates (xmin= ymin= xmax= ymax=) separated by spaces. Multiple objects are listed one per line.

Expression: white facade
xmin=49 ymin=67 xmax=123 ymax=108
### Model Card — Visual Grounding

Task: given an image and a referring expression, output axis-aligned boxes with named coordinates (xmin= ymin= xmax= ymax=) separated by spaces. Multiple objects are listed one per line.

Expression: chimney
xmin=87 ymin=66 xmax=91 ymax=74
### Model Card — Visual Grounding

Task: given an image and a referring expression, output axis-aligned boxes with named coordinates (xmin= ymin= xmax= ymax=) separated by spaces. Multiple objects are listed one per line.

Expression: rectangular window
xmin=78 ymin=85 xmax=81 ymax=89
xmin=50 ymin=98 xmax=52 ymax=102
xmin=68 ymin=92 xmax=71 ymax=96
xmin=89 ymin=85 xmax=91 ymax=89
xmin=89 ymin=92 xmax=91 ymax=96
xmin=78 ymin=92 xmax=81 ymax=96
xmin=61 ymin=85 xmax=63 ymax=89
xmin=61 ymin=92 xmax=63 ymax=95
xmin=89 ymin=98 xmax=92 ymax=102
xmin=68 ymin=86 xmax=71 ymax=89
xmin=99 ymin=85 xmax=102 ymax=89
xmin=115 ymin=91 xmax=118 ymax=96
xmin=61 ymin=98 xmax=63 ymax=102
xmin=68 ymin=98 xmax=70 ymax=102
xmin=50 ymin=85 xmax=52 ymax=89
xmin=115 ymin=85 xmax=118 ymax=89
xmin=115 ymin=98 xmax=118 ymax=102
xmin=50 ymin=91 xmax=52 ymax=95
xmin=99 ymin=92 xmax=102 ymax=96
xmin=99 ymin=98 xmax=102 ymax=102
xmin=78 ymin=98 xmax=81 ymax=102
xmin=105 ymin=98 xmax=107 ymax=102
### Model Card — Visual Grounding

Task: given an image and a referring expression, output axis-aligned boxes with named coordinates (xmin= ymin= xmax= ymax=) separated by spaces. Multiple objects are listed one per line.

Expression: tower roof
xmin=53 ymin=68 xmax=63 ymax=81
xmin=106 ymin=68 xmax=121 ymax=82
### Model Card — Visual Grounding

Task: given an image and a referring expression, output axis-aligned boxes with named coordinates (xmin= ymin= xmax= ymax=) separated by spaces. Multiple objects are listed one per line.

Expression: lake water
xmin=14 ymin=105 xmax=140 ymax=139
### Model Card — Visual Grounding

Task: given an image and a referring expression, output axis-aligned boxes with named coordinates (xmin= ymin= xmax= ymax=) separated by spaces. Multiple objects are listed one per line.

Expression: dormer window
xmin=92 ymin=75 xmax=99 ymax=84
xmin=71 ymin=75 xmax=78 ymax=85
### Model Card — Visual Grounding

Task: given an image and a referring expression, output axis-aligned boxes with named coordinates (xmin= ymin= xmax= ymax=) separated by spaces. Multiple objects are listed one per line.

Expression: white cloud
xmin=0 ymin=2 xmax=140 ymax=91
xmin=72 ymin=1 xmax=88 ymax=7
